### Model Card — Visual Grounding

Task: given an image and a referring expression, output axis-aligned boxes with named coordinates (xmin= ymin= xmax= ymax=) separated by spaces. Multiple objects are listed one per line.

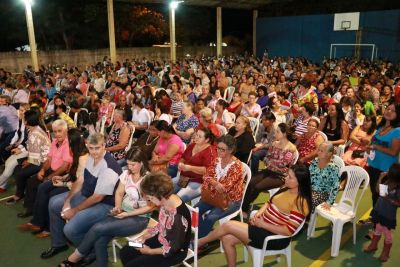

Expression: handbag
xmin=149 ymin=162 xmax=168 ymax=173
xmin=351 ymin=150 xmax=365 ymax=159
xmin=201 ymin=187 xmax=228 ymax=210
xmin=177 ymin=175 xmax=190 ymax=188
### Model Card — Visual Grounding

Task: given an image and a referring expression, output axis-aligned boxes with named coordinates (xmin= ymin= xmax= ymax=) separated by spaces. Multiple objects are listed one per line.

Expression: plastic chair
xmin=182 ymin=204 xmax=199 ymax=267
xmin=215 ymin=124 xmax=227 ymax=136
xmin=307 ymin=165 xmax=370 ymax=257
xmin=125 ymin=124 xmax=136 ymax=151
xmin=335 ymin=144 xmax=346 ymax=157
xmin=223 ymin=86 xmax=236 ymax=103
xmin=318 ymin=131 xmax=328 ymax=141
xmin=109 ymin=102 xmax=117 ymax=124
xmin=227 ymin=112 xmax=236 ymax=123
xmin=332 ymin=155 xmax=345 ymax=174
xmin=247 ymin=117 xmax=260 ymax=140
xmin=306 ymin=155 xmax=345 ymax=239
xmin=218 ymin=162 xmax=252 ymax=252
xmin=244 ymin=210 xmax=306 ymax=267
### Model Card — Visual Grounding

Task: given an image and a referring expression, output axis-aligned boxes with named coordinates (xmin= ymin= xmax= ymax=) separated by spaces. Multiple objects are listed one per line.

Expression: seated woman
xmin=120 ymin=172 xmax=191 ymax=267
xmin=155 ymin=99 xmax=173 ymax=125
xmin=131 ymin=120 xmax=160 ymax=161
xmin=173 ymin=101 xmax=199 ymax=144
xmin=58 ymin=148 xmax=154 ymax=267
xmin=199 ymin=107 xmax=223 ymax=137
xmin=242 ymin=123 xmax=297 ymax=216
xmin=227 ymin=115 xmax=255 ymax=163
xmin=256 ymin=85 xmax=269 ymax=108
xmin=309 ymin=142 xmax=340 ymax=212
xmin=105 ymin=109 xmax=131 ymax=166
xmin=5 ymin=109 xmax=51 ymax=204
xmin=131 ymin=98 xmax=151 ymax=138
xmin=319 ymin=103 xmax=349 ymax=146
xmin=17 ymin=128 xmax=88 ymax=238
xmin=240 ymin=91 xmax=262 ymax=118
xmin=150 ymin=120 xmax=185 ymax=178
xmin=212 ymin=99 xmax=234 ymax=129
xmin=342 ymin=115 xmax=377 ymax=167
xmin=0 ymin=103 xmax=29 ymax=192
xmin=227 ymin=91 xmax=243 ymax=117
xmin=296 ymin=118 xmax=325 ymax=165
xmin=172 ymin=128 xmax=217 ymax=202
xmin=207 ymin=88 xmax=223 ymax=111
xmin=197 ymin=164 xmax=311 ymax=267
xmin=195 ymin=135 xmax=244 ymax=238
xmin=293 ymin=102 xmax=316 ymax=138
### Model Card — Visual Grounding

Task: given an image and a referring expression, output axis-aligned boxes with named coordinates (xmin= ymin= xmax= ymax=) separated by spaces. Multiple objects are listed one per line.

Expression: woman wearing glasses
xmin=195 ymin=135 xmax=244 ymax=239
xmin=58 ymin=148 xmax=154 ymax=267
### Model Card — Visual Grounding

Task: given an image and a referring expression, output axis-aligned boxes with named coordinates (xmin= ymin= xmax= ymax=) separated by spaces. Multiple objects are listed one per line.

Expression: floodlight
xmin=170 ymin=1 xmax=183 ymax=10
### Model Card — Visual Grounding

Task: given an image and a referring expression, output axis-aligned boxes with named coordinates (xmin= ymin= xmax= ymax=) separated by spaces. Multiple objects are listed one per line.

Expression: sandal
xmin=58 ymin=259 xmax=81 ymax=267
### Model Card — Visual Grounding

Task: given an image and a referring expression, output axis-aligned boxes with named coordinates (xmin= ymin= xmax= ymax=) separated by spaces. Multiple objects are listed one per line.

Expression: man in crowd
xmin=41 ymin=133 xmax=122 ymax=262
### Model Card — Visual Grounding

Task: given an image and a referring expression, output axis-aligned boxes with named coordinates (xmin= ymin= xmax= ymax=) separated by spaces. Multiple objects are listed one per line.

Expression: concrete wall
xmin=0 ymin=46 xmax=240 ymax=73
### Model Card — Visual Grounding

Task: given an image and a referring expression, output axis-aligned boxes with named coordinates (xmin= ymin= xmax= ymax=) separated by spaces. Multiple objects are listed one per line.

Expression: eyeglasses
xmin=217 ymin=146 xmax=227 ymax=152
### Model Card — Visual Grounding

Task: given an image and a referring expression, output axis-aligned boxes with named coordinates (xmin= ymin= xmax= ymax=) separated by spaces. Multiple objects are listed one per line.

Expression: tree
xmin=115 ymin=5 xmax=167 ymax=47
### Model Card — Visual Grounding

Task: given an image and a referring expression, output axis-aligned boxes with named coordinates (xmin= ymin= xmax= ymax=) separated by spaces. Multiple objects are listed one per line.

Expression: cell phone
xmin=128 ymin=242 xmax=144 ymax=248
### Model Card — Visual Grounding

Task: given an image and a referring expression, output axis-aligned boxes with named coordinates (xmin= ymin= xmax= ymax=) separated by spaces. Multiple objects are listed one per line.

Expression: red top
xmin=181 ymin=143 xmax=217 ymax=184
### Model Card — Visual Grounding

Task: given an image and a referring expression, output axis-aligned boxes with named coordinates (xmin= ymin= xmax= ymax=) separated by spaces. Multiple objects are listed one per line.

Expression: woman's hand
xmin=214 ymin=180 xmax=225 ymax=194
xmin=320 ymin=202 xmax=331 ymax=211
xmin=114 ymin=212 xmax=129 ymax=219
xmin=111 ymin=206 xmax=122 ymax=215
xmin=250 ymin=216 xmax=264 ymax=228
xmin=137 ymin=245 xmax=152 ymax=254
xmin=178 ymin=163 xmax=188 ymax=172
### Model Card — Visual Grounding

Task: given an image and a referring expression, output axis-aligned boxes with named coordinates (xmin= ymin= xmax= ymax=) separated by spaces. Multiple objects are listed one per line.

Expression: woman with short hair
xmin=120 ymin=172 xmax=192 ymax=267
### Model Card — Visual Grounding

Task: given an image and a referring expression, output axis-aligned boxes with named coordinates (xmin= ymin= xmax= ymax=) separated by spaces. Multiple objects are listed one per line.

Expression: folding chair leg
xmin=307 ymin=212 xmax=317 ymax=239
xmin=331 ymin=221 xmax=344 ymax=257
xmin=112 ymin=240 xmax=117 ymax=263
xmin=243 ymin=246 xmax=249 ymax=262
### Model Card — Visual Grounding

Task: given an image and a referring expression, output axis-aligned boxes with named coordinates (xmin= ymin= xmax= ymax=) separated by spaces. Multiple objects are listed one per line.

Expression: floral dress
xmin=297 ymin=131 xmax=321 ymax=165
xmin=309 ymin=158 xmax=340 ymax=211
xmin=105 ymin=122 xmax=131 ymax=160
xmin=175 ymin=114 xmax=199 ymax=144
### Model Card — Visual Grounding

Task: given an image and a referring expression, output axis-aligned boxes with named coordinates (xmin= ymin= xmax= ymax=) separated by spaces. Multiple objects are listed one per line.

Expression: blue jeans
xmin=77 ymin=216 xmax=149 ymax=267
xmin=49 ymin=192 xmax=113 ymax=247
xmin=172 ymin=176 xmax=201 ymax=203
xmin=167 ymin=164 xmax=178 ymax=178
xmin=195 ymin=200 xmax=241 ymax=238
xmin=251 ymin=149 xmax=268 ymax=175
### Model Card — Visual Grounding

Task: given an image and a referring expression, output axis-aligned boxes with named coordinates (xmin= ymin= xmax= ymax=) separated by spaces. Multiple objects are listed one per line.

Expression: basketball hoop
xmin=341 ymin=21 xmax=351 ymax=31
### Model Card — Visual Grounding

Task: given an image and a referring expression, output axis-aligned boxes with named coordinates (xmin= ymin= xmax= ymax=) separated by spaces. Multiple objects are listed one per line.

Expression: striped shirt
xmin=262 ymin=190 xmax=309 ymax=234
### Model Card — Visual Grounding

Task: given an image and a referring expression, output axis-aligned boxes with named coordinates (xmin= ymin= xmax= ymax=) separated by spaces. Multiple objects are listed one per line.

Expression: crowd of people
xmin=0 ymin=54 xmax=400 ymax=266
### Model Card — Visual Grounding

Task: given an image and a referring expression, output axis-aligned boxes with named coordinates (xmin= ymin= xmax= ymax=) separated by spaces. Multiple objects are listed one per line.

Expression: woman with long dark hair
xmin=58 ymin=148 xmax=154 ymax=267
xmin=17 ymin=128 xmax=88 ymax=238
xmin=319 ymin=103 xmax=349 ymax=146
xmin=366 ymin=104 xmax=400 ymax=218
xmin=197 ymin=164 xmax=312 ymax=267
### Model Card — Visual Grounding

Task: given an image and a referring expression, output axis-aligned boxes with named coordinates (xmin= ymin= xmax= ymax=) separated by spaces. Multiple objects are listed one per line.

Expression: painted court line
xmin=309 ymin=208 xmax=372 ymax=267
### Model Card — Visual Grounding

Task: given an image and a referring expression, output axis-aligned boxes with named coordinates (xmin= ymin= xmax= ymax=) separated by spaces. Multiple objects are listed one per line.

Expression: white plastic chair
xmin=215 ymin=124 xmax=228 ymax=136
xmin=218 ymin=162 xmax=252 ymax=252
xmin=332 ymin=155 xmax=345 ymax=174
xmin=112 ymin=218 xmax=158 ymax=263
xmin=99 ymin=116 xmax=107 ymax=135
xmin=227 ymin=112 xmax=236 ymax=123
xmin=109 ymin=102 xmax=117 ymax=124
xmin=244 ymin=210 xmax=306 ymax=267
xmin=182 ymin=204 xmax=200 ymax=267
xmin=126 ymin=125 xmax=136 ymax=151
xmin=306 ymin=155 xmax=345 ymax=239
xmin=247 ymin=117 xmax=260 ymax=140
xmin=223 ymin=86 xmax=236 ymax=103
xmin=335 ymin=144 xmax=346 ymax=157
xmin=307 ymin=165 xmax=370 ymax=257
xmin=318 ymin=130 xmax=328 ymax=141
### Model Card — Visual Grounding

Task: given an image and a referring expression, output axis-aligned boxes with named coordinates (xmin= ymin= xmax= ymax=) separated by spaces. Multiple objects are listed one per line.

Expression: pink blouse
xmin=154 ymin=134 xmax=184 ymax=165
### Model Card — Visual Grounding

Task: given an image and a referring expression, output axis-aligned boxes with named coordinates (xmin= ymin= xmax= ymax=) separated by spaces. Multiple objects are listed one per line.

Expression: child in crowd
xmin=364 ymin=163 xmax=400 ymax=262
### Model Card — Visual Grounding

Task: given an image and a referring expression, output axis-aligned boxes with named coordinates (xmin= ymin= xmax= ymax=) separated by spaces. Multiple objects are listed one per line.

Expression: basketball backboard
xmin=334 ymin=12 xmax=360 ymax=31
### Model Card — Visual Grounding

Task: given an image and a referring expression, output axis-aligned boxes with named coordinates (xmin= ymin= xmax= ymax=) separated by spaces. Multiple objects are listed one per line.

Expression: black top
xmin=228 ymin=127 xmax=255 ymax=163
